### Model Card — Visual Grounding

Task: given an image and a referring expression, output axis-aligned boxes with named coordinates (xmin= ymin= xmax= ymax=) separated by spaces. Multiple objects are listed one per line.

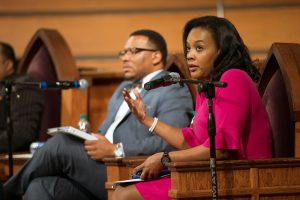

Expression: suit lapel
xmin=107 ymin=82 xmax=131 ymax=124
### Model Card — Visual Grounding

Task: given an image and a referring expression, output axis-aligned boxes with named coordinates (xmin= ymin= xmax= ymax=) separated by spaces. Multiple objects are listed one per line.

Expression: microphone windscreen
xmin=144 ymin=82 xmax=153 ymax=90
xmin=169 ymin=72 xmax=181 ymax=82
xmin=79 ymin=79 xmax=89 ymax=89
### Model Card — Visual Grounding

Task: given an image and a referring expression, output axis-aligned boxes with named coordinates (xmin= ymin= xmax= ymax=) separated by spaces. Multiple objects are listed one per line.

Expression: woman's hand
xmin=133 ymin=152 xmax=164 ymax=180
xmin=84 ymin=133 xmax=115 ymax=160
xmin=122 ymin=88 xmax=147 ymax=122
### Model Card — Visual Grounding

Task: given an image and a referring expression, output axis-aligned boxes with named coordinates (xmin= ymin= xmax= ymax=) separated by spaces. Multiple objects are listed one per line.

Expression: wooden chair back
xmin=17 ymin=28 xmax=81 ymax=141
xmin=258 ymin=43 xmax=300 ymax=157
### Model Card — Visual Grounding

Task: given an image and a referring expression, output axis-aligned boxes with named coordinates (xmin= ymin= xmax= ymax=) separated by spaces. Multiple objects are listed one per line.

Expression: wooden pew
xmin=168 ymin=158 xmax=300 ymax=199
xmin=168 ymin=42 xmax=300 ymax=199
xmin=0 ymin=28 xmax=87 ymax=181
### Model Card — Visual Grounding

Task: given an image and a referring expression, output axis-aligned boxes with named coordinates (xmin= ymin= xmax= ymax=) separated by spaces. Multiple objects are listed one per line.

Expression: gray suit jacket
xmin=99 ymin=70 xmax=194 ymax=156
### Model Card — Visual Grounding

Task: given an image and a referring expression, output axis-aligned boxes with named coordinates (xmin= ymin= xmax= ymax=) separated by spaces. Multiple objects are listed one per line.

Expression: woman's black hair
xmin=183 ymin=16 xmax=260 ymax=82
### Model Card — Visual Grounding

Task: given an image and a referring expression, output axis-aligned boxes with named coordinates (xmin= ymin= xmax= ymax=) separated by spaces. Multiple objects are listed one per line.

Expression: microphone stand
xmin=2 ymin=80 xmax=14 ymax=177
xmin=1 ymin=80 xmax=35 ymax=177
xmin=179 ymin=78 xmax=227 ymax=200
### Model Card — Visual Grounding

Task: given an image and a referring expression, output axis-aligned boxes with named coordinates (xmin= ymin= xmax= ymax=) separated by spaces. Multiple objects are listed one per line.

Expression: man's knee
xmin=24 ymin=178 xmax=50 ymax=200
xmin=38 ymin=134 xmax=79 ymax=156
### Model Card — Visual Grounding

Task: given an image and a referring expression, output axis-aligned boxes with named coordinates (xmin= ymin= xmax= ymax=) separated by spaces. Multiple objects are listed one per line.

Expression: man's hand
xmin=133 ymin=152 xmax=164 ymax=180
xmin=84 ymin=134 xmax=116 ymax=160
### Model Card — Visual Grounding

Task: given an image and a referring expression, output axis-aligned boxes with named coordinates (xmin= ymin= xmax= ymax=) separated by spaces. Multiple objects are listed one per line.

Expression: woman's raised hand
xmin=122 ymin=88 xmax=147 ymax=122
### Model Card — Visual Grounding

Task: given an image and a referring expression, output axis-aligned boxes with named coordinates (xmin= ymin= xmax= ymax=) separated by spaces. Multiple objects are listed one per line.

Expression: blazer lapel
xmin=107 ymin=82 xmax=131 ymax=124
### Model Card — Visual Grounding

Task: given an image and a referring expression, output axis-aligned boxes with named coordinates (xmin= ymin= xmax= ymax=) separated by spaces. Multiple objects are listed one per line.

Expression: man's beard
xmin=123 ymin=73 xmax=137 ymax=81
xmin=124 ymin=75 xmax=133 ymax=80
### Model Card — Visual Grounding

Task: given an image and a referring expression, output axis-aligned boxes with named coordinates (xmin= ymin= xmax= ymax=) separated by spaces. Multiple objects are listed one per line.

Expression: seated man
xmin=0 ymin=41 xmax=44 ymax=152
xmin=4 ymin=29 xmax=194 ymax=199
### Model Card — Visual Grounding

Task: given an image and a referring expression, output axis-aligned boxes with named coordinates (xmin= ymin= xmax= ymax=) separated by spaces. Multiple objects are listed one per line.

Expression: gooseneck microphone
xmin=144 ymin=72 xmax=227 ymax=91
xmin=144 ymin=72 xmax=181 ymax=90
xmin=39 ymin=79 xmax=89 ymax=89
xmin=12 ymin=79 xmax=89 ymax=90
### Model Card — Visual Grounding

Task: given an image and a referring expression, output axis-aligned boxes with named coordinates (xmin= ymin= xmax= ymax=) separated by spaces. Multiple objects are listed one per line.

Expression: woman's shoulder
xmin=221 ymin=68 xmax=249 ymax=77
xmin=217 ymin=68 xmax=257 ymax=96
xmin=221 ymin=68 xmax=253 ymax=83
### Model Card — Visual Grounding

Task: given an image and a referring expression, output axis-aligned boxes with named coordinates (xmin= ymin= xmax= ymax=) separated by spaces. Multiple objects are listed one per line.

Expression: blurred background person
xmin=0 ymin=41 xmax=44 ymax=152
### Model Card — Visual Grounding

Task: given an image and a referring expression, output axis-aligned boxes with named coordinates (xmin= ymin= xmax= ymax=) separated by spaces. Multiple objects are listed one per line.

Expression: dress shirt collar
xmin=141 ymin=69 xmax=163 ymax=88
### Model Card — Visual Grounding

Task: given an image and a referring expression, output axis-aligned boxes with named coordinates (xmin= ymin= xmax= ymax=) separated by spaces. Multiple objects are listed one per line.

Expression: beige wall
xmin=1 ymin=0 xmax=300 ymax=130
xmin=1 ymin=0 xmax=300 ymax=76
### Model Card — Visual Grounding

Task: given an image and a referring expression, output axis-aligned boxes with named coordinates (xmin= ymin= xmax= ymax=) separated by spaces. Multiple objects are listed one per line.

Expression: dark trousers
xmin=3 ymin=134 xmax=108 ymax=200
xmin=0 ymin=182 xmax=3 ymax=199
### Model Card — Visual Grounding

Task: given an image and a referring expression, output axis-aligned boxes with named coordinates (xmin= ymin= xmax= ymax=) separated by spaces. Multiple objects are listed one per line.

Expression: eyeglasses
xmin=118 ymin=48 xmax=157 ymax=58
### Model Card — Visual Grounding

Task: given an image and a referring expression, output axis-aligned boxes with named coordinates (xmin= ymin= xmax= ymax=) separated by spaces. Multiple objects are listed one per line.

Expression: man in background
xmin=0 ymin=41 xmax=44 ymax=152
xmin=4 ymin=29 xmax=194 ymax=199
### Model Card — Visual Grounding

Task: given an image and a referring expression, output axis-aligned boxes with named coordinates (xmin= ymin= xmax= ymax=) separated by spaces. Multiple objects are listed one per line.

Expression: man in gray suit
xmin=4 ymin=29 xmax=194 ymax=200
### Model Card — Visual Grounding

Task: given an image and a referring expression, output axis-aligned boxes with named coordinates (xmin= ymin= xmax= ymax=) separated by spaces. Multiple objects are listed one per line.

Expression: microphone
xmin=40 ymin=79 xmax=89 ymax=89
xmin=143 ymin=72 xmax=228 ymax=91
xmin=144 ymin=72 xmax=181 ymax=91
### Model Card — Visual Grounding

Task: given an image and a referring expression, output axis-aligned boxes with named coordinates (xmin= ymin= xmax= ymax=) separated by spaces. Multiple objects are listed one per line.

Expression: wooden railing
xmin=168 ymin=158 xmax=300 ymax=199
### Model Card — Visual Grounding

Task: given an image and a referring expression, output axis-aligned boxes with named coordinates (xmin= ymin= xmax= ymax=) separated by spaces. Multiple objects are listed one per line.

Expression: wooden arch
xmin=258 ymin=43 xmax=300 ymax=120
xmin=17 ymin=28 xmax=84 ymax=141
xmin=17 ymin=28 xmax=79 ymax=79
xmin=258 ymin=43 xmax=300 ymax=157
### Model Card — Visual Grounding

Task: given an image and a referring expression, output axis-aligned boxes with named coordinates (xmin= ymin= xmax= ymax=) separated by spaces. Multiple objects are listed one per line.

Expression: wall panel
xmin=1 ymin=0 xmax=300 ymax=70
xmin=1 ymin=0 xmax=300 ymax=129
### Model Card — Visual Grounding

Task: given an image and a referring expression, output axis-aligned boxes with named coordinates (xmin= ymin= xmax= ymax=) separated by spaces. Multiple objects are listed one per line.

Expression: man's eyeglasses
xmin=118 ymin=48 xmax=157 ymax=58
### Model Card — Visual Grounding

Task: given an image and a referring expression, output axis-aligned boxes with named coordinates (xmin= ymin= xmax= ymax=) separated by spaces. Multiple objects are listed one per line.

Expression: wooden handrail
xmin=167 ymin=158 xmax=300 ymax=199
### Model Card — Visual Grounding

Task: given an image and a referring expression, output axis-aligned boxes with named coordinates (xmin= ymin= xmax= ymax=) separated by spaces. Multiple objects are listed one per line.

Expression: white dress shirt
xmin=105 ymin=69 xmax=163 ymax=143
